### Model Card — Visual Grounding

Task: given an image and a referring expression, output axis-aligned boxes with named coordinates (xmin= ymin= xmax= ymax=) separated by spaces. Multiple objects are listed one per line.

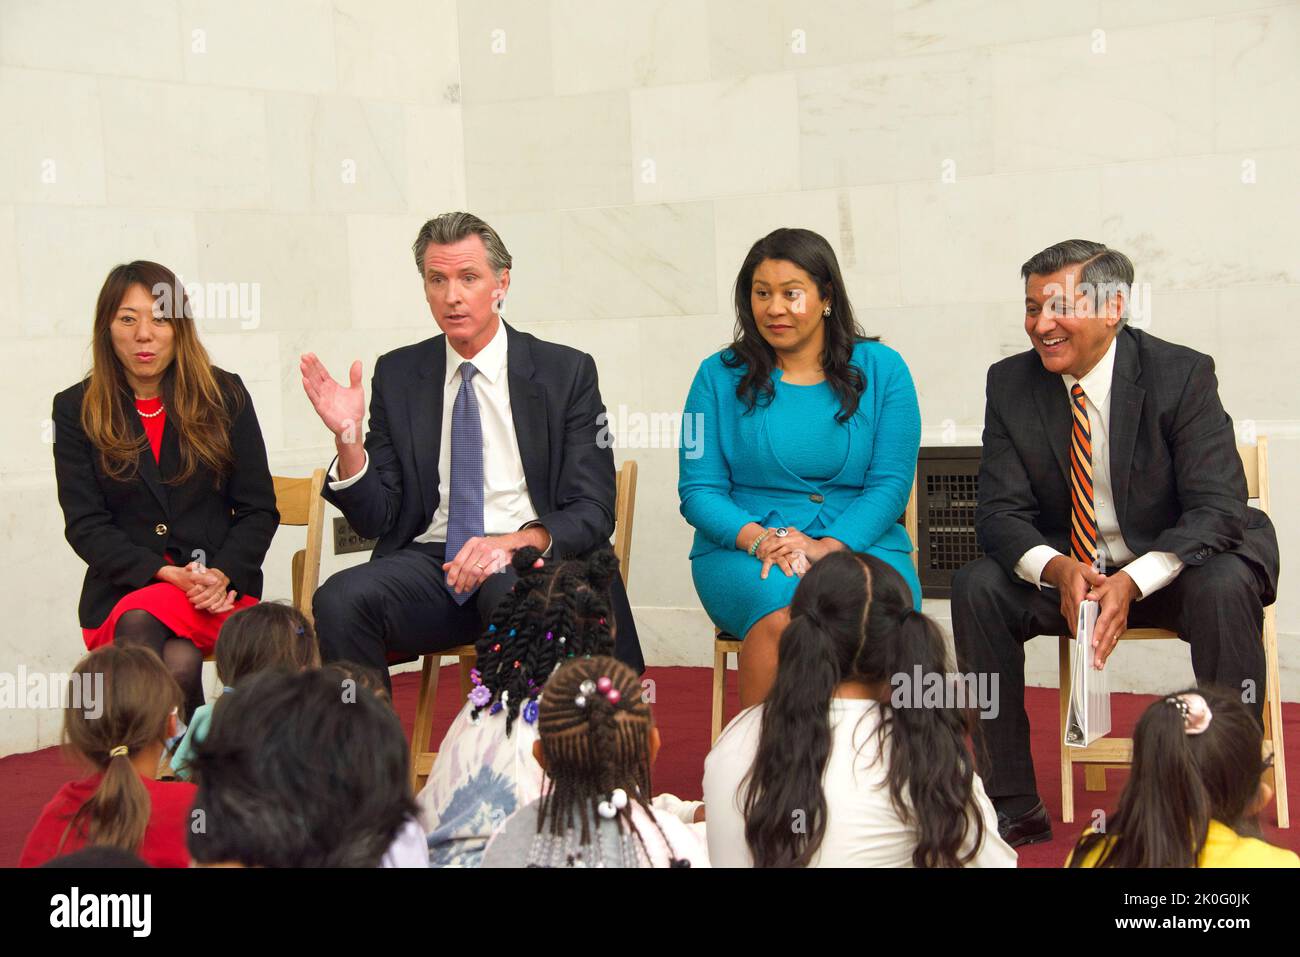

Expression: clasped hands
xmin=443 ymin=527 xmax=552 ymax=595
xmin=1043 ymin=555 xmax=1141 ymax=669
xmin=740 ymin=524 xmax=842 ymax=580
xmin=158 ymin=563 xmax=237 ymax=615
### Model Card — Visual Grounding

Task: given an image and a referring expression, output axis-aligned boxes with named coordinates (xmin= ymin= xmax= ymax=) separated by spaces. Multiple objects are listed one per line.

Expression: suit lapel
xmin=411 ymin=338 xmax=446 ymax=524
xmin=1032 ymin=364 xmax=1072 ymax=484
xmin=1109 ymin=330 xmax=1144 ymax=528
xmin=505 ymin=323 xmax=550 ymax=515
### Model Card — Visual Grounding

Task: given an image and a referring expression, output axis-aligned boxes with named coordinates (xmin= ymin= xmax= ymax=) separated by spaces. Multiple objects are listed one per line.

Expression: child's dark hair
xmin=470 ymin=546 xmax=618 ymax=735
xmin=1069 ymin=685 xmax=1267 ymax=868
xmin=328 ymin=659 xmax=391 ymax=705
xmin=741 ymin=551 xmax=984 ymax=868
xmin=531 ymin=655 xmax=683 ymax=867
xmin=214 ymin=601 xmax=319 ymax=687
xmin=60 ymin=646 xmax=182 ymax=856
xmin=187 ymin=665 xmax=416 ymax=867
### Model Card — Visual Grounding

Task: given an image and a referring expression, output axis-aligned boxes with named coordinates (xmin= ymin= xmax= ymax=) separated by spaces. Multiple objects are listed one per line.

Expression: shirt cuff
xmin=1015 ymin=545 xmax=1063 ymax=589
xmin=520 ymin=521 xmax=553 ymax=558
xmin=1120 ymin=551 xmax=1185 ymax=599
xmin=327 ymin=451 xmax=369 ymax=491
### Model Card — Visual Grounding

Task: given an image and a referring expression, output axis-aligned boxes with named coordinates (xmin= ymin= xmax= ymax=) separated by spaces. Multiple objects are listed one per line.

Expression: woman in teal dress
xmin=679 ymin=228 xmax=922 ymax=707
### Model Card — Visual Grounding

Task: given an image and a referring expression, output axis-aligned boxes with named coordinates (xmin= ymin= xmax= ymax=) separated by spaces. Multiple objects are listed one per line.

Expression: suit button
xmin=155 ymin=523 xmax=168 ymax=536
xmin=809 ymin=493 xmax=824 ymax=504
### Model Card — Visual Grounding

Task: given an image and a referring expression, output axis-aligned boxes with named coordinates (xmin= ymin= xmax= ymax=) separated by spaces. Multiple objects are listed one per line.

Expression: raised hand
xmin=300 ymin=353 xmax=364 ymax=440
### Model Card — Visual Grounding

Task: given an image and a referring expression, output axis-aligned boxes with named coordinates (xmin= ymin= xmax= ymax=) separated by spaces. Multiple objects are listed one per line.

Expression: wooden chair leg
xmin=458 ymin=652 xmax=477 ymax=700
xmin=711 ymin=644 xmax=727 ymax=745
xmin=1263 ymin=606 xmax=1289 ymax=827
xmin=410 ymin=655 xmax=441 ymax=794
xmin=1059 ymin=636 xmax=1074 ymax=824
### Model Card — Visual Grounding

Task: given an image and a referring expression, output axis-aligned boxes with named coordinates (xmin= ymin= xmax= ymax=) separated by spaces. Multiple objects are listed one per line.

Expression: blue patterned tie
xmin=445 ymin=362 xmax=484 ymax=604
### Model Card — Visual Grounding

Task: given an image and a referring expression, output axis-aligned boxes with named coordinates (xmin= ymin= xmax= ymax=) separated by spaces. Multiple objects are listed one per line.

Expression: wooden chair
xmin=200 ymin=469 xmax=326 ymax=675
xmin=409 ymin=461 xmax=639 ymax=792
xmin=1059 ymin=438 xmax=1288 ymax=828
xmin=711 ymin=474 xmax=921 ymax=744
xmin=272 ymin=470 xmax=328 ymax=626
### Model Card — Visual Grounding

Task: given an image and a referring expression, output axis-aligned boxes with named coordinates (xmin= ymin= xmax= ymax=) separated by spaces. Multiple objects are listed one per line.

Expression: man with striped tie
xmin=951 ymin=240 xmax=1279 ymax=848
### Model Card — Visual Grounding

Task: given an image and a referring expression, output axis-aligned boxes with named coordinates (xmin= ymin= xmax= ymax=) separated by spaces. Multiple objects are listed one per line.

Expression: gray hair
xmin=411 ymin=212 xmax=513 ymax=276
xmin=1020 ymin=239 xmax=1134 ymax=324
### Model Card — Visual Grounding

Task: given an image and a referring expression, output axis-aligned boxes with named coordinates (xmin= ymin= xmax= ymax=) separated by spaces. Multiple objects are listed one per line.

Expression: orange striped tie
xmin=1069 ymin=383 xmax=1098 ymax=567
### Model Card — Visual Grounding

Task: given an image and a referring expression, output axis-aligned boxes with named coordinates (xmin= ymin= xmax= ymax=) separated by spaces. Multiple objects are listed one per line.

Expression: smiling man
xmin=301 ymin=212 xmax=642 ymax=685
xmin=950 ymin=239 xmax=1279 ymax=848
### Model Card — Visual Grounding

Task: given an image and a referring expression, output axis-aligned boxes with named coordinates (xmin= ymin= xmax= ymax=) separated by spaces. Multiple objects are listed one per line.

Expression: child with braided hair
xmin=417 ymin=545 xmax=622 ymax=867
xmin=482 ymin=655 xmax=708 ymax=867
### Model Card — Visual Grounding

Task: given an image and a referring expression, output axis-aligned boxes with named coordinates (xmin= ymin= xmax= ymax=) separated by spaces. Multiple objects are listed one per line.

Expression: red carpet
xmin=2 ymin=665 xmax=1296 ymax=867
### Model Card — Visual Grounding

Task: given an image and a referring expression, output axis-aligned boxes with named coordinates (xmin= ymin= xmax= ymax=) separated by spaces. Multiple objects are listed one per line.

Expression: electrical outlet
xmin=333 ymin=517 xmax=378 ymax=555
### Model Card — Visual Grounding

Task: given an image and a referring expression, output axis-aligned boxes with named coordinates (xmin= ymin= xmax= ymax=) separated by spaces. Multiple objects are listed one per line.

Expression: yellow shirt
xmin=1070 ymin=820 xmax=1300 ymax=868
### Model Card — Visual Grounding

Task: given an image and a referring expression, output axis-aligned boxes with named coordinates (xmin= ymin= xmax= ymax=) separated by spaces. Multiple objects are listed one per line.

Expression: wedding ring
xmin=474 ymin=561 xmax=486 ymax=569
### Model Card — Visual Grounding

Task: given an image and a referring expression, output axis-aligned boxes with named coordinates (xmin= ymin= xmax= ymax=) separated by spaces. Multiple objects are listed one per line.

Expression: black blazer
xmin=322 ymin=322 xmax=615 ymax=558
xmin=53 ymin=371 xmax=279 ymax=629
xmin=975 ymin=327 xmax=1279 ymax=604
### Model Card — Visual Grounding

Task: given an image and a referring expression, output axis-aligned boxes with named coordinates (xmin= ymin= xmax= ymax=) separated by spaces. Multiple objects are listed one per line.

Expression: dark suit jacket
xmin=53 ymin=371 xmax=280 ymax=629
xmin=321 ymin=322 xmax=616 ymax=561
xmin=975 ymin=326 xmax=1279 ymax=605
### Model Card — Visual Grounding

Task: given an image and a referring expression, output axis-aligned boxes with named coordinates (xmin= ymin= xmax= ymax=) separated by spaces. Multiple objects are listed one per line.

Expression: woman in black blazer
xmin=53 ymin=261 xmax=278 ymax=719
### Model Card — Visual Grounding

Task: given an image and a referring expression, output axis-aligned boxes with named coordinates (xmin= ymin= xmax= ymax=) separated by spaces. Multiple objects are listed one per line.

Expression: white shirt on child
xmin=703 ymin=698 xmax=1018 ymax=868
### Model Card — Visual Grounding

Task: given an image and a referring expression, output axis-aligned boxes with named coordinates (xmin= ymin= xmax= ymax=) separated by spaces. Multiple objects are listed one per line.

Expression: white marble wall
xmin=1 ymin=0 xmax=1297 ymax=756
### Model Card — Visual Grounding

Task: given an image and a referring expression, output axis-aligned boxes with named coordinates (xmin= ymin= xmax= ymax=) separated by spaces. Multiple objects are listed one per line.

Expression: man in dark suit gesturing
xmin=952 ymin=240 xmax=1279 ymax=847
xmin=300 ymin=212 xmax=643 ymax=684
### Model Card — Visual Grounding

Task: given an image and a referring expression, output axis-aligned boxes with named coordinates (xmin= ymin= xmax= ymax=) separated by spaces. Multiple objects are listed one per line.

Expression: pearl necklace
xmin=135 ymin=399 xmax=165 ymax=419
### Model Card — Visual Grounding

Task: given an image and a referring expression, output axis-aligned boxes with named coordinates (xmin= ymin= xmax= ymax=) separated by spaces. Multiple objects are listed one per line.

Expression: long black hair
xmin=740 ymin=551 xmax=984 ymax=867
xmin=1069 ymin=686 xmax=1268 ymax=868
xmin=723 ymin=227 xmax=875 ymax=422
xmin=471 ymin=546 xmax=619 ymax=735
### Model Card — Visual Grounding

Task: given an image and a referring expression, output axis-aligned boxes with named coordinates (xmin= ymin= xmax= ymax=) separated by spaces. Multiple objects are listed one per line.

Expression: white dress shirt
xmin=1013 ymin=336 xmax=1184 ymax=598
xmin=703 ymin=699 xmax=1017 ymax=868
xmin=328 ymin=319 xmax=545 ymax=548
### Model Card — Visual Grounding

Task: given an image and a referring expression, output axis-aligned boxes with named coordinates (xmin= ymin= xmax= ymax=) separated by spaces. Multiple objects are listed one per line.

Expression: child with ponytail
xmin=417 ymin=546 xmax=622 ymax=867
xmin=20 ymin=646 xmax=197 ymax=867
xmin=1069 ymin=686 xmax=1298 ymax=868
xmin=703 ymin=551 xmax=1016 ymax=868
xmin=481 ymin=655 xmax=709 ymax=867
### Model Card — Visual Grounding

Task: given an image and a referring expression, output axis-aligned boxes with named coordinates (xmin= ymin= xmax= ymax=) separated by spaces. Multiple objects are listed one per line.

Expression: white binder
xmin=1064 ymin=600 xmax=1111 ymax=748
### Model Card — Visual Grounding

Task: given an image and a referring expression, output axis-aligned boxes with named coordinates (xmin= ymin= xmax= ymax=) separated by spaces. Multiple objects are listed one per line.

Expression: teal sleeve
xmin=169 ymin=704 xmax=213 ymax=782
xmin=678 ymin=363 xmax=759 ymax=550
xmin=819 ymin=352 xmax=921 ymax=552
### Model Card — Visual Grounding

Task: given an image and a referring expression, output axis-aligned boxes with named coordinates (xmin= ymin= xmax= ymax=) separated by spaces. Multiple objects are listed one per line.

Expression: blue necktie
xmin=445 ymin=362 xmax=484 ymax=604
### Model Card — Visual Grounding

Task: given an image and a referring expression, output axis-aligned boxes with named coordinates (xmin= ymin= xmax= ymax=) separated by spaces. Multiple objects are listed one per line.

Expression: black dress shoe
xmin=996 ymin=800 xmax=1053 ymax=848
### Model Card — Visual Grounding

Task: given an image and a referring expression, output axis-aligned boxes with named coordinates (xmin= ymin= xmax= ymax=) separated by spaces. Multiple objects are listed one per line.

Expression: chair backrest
xmin=272 ymin=469 xmax=327 ymax=623
xmin=613 ymin=461 xmax=637 ymax=589
xmin=1239 ymin=438 xmax=1268 ymax=514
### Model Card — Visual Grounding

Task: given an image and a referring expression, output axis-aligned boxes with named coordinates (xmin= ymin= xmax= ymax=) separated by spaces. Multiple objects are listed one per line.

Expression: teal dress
xmin=680 ymin=341 xmax=922 ymax=639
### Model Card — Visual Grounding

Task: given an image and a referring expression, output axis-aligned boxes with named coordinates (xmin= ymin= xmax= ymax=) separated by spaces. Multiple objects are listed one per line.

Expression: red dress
xmin=80 ymin=397 xmax=257 ymax=655
xmin=19 ymin=772 xmax=198 ymax=867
